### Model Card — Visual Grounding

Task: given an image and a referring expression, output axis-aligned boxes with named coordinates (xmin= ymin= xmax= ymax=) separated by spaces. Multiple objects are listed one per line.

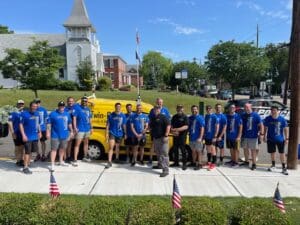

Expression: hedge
xmin=0 ymin=194 xmax=296 ymax=225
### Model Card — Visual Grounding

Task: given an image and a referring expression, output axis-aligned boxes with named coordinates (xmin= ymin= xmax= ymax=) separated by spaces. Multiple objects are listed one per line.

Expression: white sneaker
xmin=82 ymin=157 xmax=91 ymax=162
xmin=59 ymin=161 xmax=69 ymax=167
xmin=71 ymin=160 xmax=78 ymax=167
xmin=48 ymin=165 xmax=55 ymax=172
xmin=267 ymin=166 xmax=276 ymax=172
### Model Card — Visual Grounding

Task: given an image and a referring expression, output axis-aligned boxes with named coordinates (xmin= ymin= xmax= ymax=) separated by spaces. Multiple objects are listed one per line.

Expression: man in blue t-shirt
xmin=188 ymin=105 xmax=205 ymax=170
xmin=130 ymin=104 xmax=149 ymax=166
xmin=124 ymin=103 xmax=134 ymax=163
xmin=226 ymin=104 xmax=243 ymax=167
xmin=8 ymin=99 xmax=25 ymax=167
xmin=72 ymin=96 xmax=93 ymax=166
xmin=263 ymin=105 xmax=289 ymax=175
xmin=19 ymin=101 xmax=41 ymax=174
xmin=48 ymin=101 xmax=73 ymax=172
xmin=105 ymin=102 xmax=127 ymax=169
xmin=204 ymin=105 xmax=219 ymax=170
xmin=215 ymin=103 xmax=227 ymax=166
xmin=241 ymin=103 xmax=263 ymax=170
xmin=34 ymin=98 xmax=49 ymax=162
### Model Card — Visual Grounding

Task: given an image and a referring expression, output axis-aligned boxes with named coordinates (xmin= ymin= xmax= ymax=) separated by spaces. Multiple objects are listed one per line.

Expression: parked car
xmin=224 ymin=99 xmax=290 ymax=123
xmin=250 ymin=91 xmax=273 ymax=99
xmin=216 ymin=90 xmax=232 ymax=100
xmin=237 ymin=88 xmax=251 ymax=95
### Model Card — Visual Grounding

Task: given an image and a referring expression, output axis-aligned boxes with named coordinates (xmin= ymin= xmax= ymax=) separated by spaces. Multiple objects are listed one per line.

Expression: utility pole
xmin=256 ymin=24 xmax=259 ymax=48
xmin=287 ymin=0 xmax=300 ymax=169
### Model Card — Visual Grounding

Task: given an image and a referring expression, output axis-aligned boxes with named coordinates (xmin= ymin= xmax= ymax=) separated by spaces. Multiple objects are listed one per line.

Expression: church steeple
xmin=63 ymin=0 xmax=95 ymax=32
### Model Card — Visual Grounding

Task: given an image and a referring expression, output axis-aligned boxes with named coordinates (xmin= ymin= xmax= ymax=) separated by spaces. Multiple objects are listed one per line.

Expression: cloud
xmin=14 ymin=29 xmax=41 ymax=34
xmin=155 ymin=49 xmax=179 ymax=59
xmin=175 ymin=0 xmax=196 ymax=6
xmin=285 ymin=0 xmax=292 ymax=10
xmin=149 ymin=17 xmax=205 ymax=35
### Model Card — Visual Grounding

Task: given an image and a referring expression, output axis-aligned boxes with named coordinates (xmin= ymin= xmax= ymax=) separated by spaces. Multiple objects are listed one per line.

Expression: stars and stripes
xmin=172 ymin=177 xmax=182 ymax=209
xmin=273 ymin=183 xmax=285 ymax=213
xmin=49 ymin=172 xmax=60 ymax=198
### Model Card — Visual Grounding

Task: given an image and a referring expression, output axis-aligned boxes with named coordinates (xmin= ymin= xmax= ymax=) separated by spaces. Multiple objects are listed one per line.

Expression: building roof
xmin=103 ymin=54 xmax=127 ymax=64
xmin=0 ymin=34 xmax=66 ymax=60
xmin=63 ymin=0 xmax=95 ymax=31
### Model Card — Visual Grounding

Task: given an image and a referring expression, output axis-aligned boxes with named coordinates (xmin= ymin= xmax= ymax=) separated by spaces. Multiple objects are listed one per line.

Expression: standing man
xmin=148 ymin=98 xmax=171 ymax=165
xmin=35 ymin=98 xmax=48 ymax=161
xmin=47 ymin=101 xmax=73 ymax=171
xmin=19 ymin=101 xmax=41 ymax=174
xmin=149 ymin=106 xmax=171 ymax=177
xmin=263 ymin=106 xmax=289 ymax=175
xmin=215 ymin=103 xmax=227 ymax=166
xmin=105 ymin=102 xmax=127 ymax=169
xmin=204 ymin=105 xmax=219 ymax=170
xmin=8 ymin=100 xmax=25 ymax=166
xmin=226 ymin=104 xmax=243 ymax=167
xmin=170 ymin=105 xmax=189 ymax=170
xmin=124 ymin=103 xmax=134 ymax=163
xmin=188 ymin=105 xmax=205 ymax=170
xmin=72 ymin=96 xmax=93 ymax=166
xmin=65 ymin=96 xmax=77 ymax=163
xmin=241 ymin=103 xmax=263 ymax=170
xmin=130 ymin=104 xmax=149 ymax=166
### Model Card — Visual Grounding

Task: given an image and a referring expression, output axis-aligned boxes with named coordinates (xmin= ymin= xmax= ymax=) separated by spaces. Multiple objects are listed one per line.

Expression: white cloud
xmin=149 ymin=17 xmax=205 ymax=35
xmin=176 ymin=0 xmax=196 ymax=6
xmin=155 ymin=49 xmax=179 ymax=59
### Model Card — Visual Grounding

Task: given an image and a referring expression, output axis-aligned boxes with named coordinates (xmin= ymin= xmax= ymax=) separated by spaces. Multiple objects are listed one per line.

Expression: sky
xmin=0 ymin=0 xmax=292 ymax=64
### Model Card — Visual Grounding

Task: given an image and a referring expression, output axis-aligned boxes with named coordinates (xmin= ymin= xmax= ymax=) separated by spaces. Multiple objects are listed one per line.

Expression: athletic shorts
xmin=215 ymin=140 xmax=224 ymax=149
xmin=205 ymin=138 xmax=215 ymax=146
xmin=190 ymin=141 xmax=204 ymax=152
xmin=76 ymin=131 xmax=91 ymax=139
xmin=226 ymin=139 xmax=240 ymax=150
xmin=124 ymin=137 xmax=134 ymax=146
xmin=267 ymin=140 xmax=285 ymax=154
xmin=132 ymin=136 xmax=146 ymax=147
xmin=241 ymin=138 xmax=258 ymax=150
xmin=51 ymin=138 xmax=68 ymax=150
xmin=24 ymin=141 xmax=38 ymax=154
xmin=40 ymin=131 xmax=47 ymax=142
xmin=13 ymin=136 xmax=24 ymax=146
xmin=109 ymin=134 xmax=122 ymax=144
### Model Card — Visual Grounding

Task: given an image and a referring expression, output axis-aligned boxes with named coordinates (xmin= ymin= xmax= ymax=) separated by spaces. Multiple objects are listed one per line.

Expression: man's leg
xmin=160 ymin=138 xmax=169 ymax=177
xmin=139 ymin=146 xmax=145 ymax=163
xmin=171 ymin=139 xmax=179 ymax=166
xmin=73 ymin=137 xmax=82 ymax=166
xmin=82 ymin=137 xmax=90 ymax=160
xmin=132 ymin=145 xmax=138 ymax=165
xmin=250 ymin=149 xmax=257 ymax=170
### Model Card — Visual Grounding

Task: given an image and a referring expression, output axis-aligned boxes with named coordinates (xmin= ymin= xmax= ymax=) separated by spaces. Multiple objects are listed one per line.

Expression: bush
xmin=57 ymin=80 xmax=78 ymax=91
xmin=97 ymin=77 xmax=112 ymax=91
xmin=179 ymin=197 xmax=227 ymax=225
xmin=119 ymin=85 xmax=136 ymax=92
xmin=229 ymin=198 xmax=292 ymax=225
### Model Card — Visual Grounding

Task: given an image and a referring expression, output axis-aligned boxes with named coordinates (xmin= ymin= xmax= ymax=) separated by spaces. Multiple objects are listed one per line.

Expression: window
xmin=104 ymin=59 xmax=110 ymax=68
xmin=59 ymin=68 xmax=64 ymax=79
xmin=109 ymin=59 xmax=114 ymax=68
xmin=76 ymin=46 xmax=82 ymax=63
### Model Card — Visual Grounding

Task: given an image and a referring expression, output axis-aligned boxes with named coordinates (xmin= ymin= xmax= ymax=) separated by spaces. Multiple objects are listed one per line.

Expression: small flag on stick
xmin=49 ymin=172 xmax=60 ymax=198
xmin=273 ymin=182 xmax=285 ymax=213
xmin=172 ymin=176 xmax=182 ymax=209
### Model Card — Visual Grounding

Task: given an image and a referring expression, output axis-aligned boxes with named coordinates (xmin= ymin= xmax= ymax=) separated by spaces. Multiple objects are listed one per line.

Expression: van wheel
xmin=88 ymin=141 xmax=104 ymax=160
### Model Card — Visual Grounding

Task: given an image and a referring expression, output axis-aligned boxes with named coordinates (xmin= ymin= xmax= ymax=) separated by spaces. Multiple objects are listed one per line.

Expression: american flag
xmin=273 ymin=183 xmax=285 ymax=213
xmin=49 ymin=173 xmax=60 ymax=198
xmin=172 ymin=177 xmax=182 ymax=209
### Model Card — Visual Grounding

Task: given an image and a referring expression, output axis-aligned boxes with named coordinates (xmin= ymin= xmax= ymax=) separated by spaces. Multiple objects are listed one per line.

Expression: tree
xmin=76 ymin=57 xmax=95 ymax=91
xmin=140 ymin=51 xmax=173 ymax=89
xmin=206 ymin=41 xmax=269 ymax=99
xmin=0 ymin=25 xmax=14 ymax=34
xmin=0 ymin=41 xmax=65 ymax=97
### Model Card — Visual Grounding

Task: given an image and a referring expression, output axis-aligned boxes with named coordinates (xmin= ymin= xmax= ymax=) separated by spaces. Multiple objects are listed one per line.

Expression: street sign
xmin=175 ymin=72 xmax=181 ymax=79
xmin=181 ymin=69 xmax=188 ymax=79
xmin=260 ymin=81 xmax=266 ymax=90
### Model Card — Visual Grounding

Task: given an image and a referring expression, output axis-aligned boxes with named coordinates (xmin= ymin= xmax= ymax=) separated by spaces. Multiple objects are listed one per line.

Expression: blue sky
xmin=0 ymin=0 xmax=292 ymax=64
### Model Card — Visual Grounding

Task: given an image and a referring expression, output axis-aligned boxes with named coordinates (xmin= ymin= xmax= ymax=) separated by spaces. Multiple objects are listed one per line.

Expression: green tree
xmin=0 ymin=41 xmax=64 ymax=97
xmin=0 ymin=25 xmax=14 ymax=34
xmin=206 ymin=41 xmax=269 ymax=99
xmin=140 ymin=51 xmax=173 ymax=89
xmin=76 ymin=57 xmax=95 ymax=91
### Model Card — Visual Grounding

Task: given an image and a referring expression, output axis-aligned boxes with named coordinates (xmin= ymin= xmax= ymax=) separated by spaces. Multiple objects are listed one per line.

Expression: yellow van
xmin=84 ymin=97 xmax=174 ymax=159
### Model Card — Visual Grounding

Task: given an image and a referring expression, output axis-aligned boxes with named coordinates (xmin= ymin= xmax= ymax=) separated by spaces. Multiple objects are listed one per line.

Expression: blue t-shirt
xmin=189 ymin=114 xmax=205 ymax=142
xmin=20 ymin=110 xmax=40 ymax=141
xmin=107 ymin=112 xmax=126 ymax=137
xmin=73 ymin=105 xmax=92 ymax=132
xmin=149 ymin=107 xmax=171 ymax=120
xmin=226 ymin=113 xmax=242 ymax=141
xmin=49 ymin=110 xmax=72 ymax=139
xmin=215 ymin=113 xmax=227 ymax=138
xmin=130 ymin=113 xmax=149 ymax=135
xmin=37 ymin=106 xmax=48 ymax=132
xmin=241 ymin=112 xmax=262 ymax=138
xmin=126 ymin=113 xmax=134 ymax=137
xmin=263 ymin=115 xmax=287 ymax=142
xmin=8 ymin=111 xmax=22 ymax=136
xmin=204 ymin=113 xmax=219 ymax=139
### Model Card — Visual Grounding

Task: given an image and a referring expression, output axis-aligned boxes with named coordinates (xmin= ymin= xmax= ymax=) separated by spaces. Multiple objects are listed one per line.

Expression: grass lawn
xmin=0 ymin=89 xmax=225 ymax=114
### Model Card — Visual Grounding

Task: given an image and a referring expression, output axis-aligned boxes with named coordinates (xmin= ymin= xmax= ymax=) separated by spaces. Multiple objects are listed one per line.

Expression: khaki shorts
xmin=241 ymin=138 xmax=258 ymax=150
xmin=76 ymin=131 xmax=91 ymax=139
xmin=189 ymin=141 xmax=204 ymax=152
xmin=51 ymin=139 xmax=68 ymax=150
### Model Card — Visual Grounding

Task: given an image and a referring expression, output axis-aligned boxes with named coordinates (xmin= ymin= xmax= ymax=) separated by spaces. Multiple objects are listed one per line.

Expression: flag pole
xmin=136 ymin=28 xmax=141 ymax=103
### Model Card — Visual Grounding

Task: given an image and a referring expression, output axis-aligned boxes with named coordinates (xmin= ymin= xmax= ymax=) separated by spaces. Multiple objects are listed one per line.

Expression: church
xmin=0 ymin=0 xmax=105 ymax=88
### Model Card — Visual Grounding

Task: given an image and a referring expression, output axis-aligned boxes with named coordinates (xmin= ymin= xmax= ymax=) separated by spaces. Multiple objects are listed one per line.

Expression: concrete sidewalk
xmin=0 ymin=159 xmax=299 ymax=197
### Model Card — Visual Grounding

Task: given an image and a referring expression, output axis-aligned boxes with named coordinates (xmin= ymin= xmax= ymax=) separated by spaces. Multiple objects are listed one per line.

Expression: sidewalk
xmin=0 ymin=159 xmax=299 ymax=197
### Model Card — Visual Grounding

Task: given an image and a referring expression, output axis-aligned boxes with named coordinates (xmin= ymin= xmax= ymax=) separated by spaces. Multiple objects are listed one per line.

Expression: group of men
xmin=8 ymin=96 xmax=289 ymax=177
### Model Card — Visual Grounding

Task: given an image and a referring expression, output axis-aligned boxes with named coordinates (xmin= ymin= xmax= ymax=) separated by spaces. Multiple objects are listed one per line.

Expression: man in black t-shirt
xmin=170 ymin=105 xmax=189 ymax=170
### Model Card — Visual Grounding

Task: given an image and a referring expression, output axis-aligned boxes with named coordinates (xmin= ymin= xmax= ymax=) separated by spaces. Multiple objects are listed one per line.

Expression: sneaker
xmin=268 ymin=166 xmax=276 ymax=172
xmin=282 ymin=168 xmax=289 ymax=175
xmin=48 ymin=165 xmax=55 ymax=172
xmin=182 ymin=164 xmax=187 ymax=171
xmin=131 ymin=161 xmax=136 ymax=167
xmin=147 ymin=160 xmax=153 ymax=166
xmin=231 ymin=162 xmax=239 ymax=168
xmin=225 ymin=160 xmax=233 ymax=166
xmin=209 ymin=163 xmax=216 ymax=170
xmin=194 ymin=164 xmax=202 ymax=170
xmin=152 ymin=165 xmax=162 ymax=169
xmin=82 ymin=157 xmax=91 ymax=162
xmin=71 ymin=160 xmax=78 ymax=167
xmin=34 ymin=154 xmax=41 ymax=162
xmin=217 ymin=161 xmax=224 ymax=167
xmin=41 ymin=155 xmax=47 ymax=162
xmin=240 ymin=161 xmax=250 ymax=167
xmin=105 ymin=162 xmax=112 ymax=169
xmin=58 ymin=161 xmax=69 ymax=167
xmin=188 ymin=162 xmax=196 ymax=167
xmin=23 ymin=167 xmax=32 ymax=174
xmin=251 ymin=164 xmax=256 ymax=171
xmin=139 ymin=160 xmax=145 ymax=166
xmin=170 ymin=163 xmax=179 ymax=167
xmin=159 ymin=171 xmax=169 ymax=177
xmin=65 ymin=157 xmax=72 ymax=164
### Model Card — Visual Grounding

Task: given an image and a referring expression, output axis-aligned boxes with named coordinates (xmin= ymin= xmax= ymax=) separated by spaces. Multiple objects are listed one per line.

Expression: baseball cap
xmin=34 ymin=98 xmax=41 ymax=103
xmin=17 ymin=99 xmax=24 ymax=104
xmin=58 ymin=101 xmax=65 ymax=107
